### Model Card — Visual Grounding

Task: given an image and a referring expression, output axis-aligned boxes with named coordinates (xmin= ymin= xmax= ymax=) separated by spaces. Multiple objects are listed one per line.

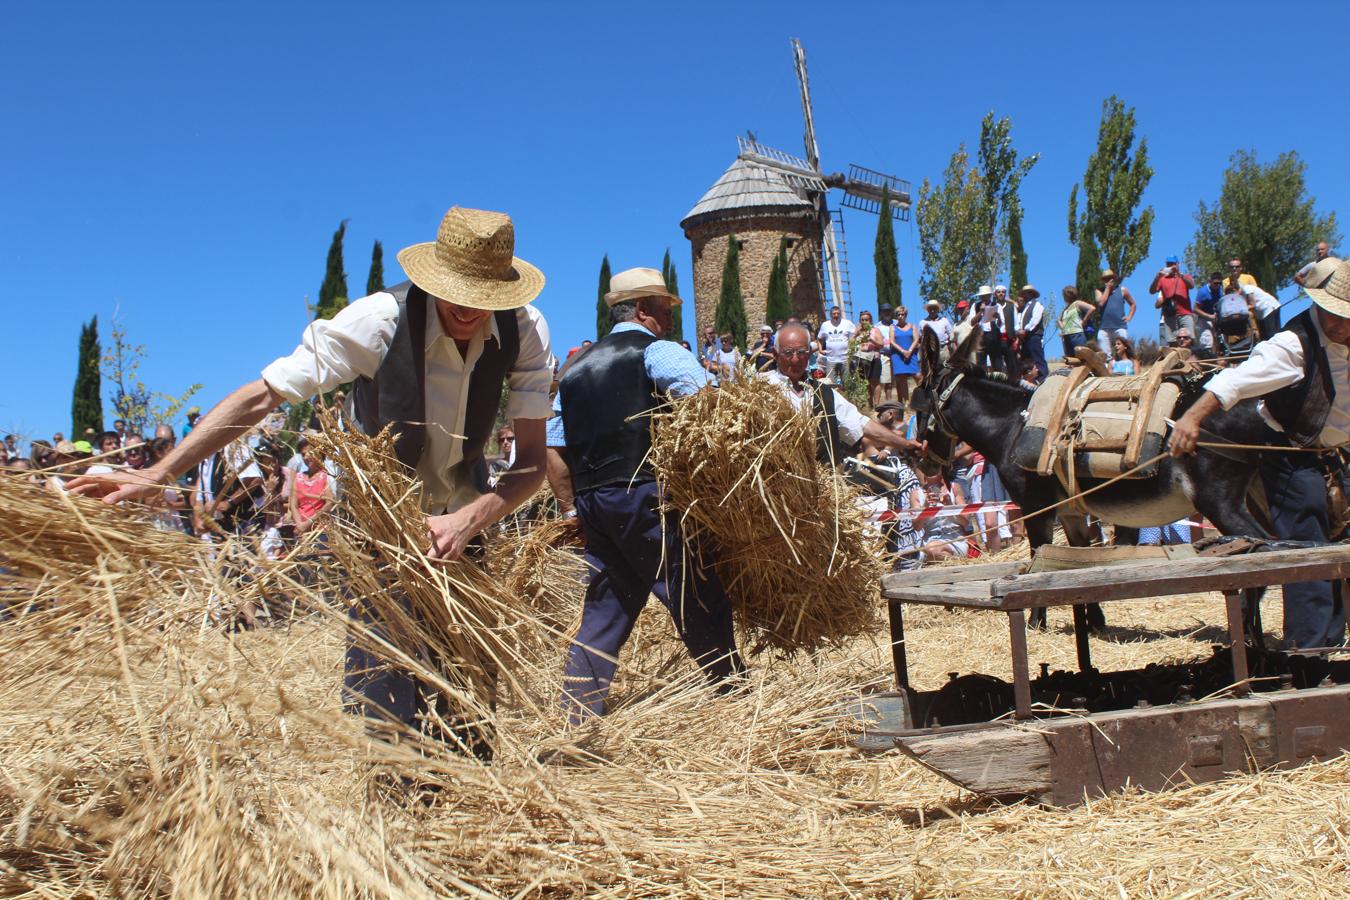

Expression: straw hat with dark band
xmin=604 ymin=267 xmax=683 ymax=307
xmin=1303 ymin=257 xmax=1350 ymax=318
xmin=396 ymin=206 xmax=544 ymax=311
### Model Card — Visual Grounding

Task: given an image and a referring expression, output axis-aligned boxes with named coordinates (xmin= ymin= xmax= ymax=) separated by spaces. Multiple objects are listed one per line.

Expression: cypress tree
xmin=661 ymin=248 xmax=684 ymax=343
xmin=366 ymin=239 xmax=384 ymax=296
xmin=765 ymin=237 xmax=793 ymax=325
xmin=596 ymin=254 xmax=613 ymax=339
xmin=714 ymin=235 xmax=748 ymax=351
xmin=316 ymin=220 xmax=349 ymax=320
xmin=1074 ymin=232 xmax=1103 ymax=310
xmin=873 ymin=186 xmax=902 ymax=313
xmin=71 ymin=316 xmax=103 ymax=437
xmin=1007 ymin=202 xmax=1028 ymax=295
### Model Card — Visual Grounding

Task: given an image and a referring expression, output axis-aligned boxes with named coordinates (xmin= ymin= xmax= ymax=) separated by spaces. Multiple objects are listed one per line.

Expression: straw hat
xmin=1019 ymin=284 xmax=1040 ymax=299
xmin=1303 ymin=257 xmax=1350 ymax=318
xmin=54 ymin=440 xmax=78 ymax=456
xmin=604 ymin=267 xmax=683 ymax=307
xmin=396 ymin=207 xmax=544 ymax=310
xmin=1101 ymin=268 xmax=1116 ymax=280
xmin=976 ymin=285 xmax=993 ymax=297
xmin=924 ymin=299 xmax=940 ymax=309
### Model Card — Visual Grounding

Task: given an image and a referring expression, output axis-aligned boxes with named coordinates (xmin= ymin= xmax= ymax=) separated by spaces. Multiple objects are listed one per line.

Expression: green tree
xmin=661 ymin=248 xmax=684 ymax=343
xmin=977 ymin=111 xmax=1039 ymax=288
xmin=101 ymin=314 xmax=202 ymax=437
xmin=596 ymin=254 xmax=613 ymax=339
xmin=315 ymin=220 xmax=349 ymax=320
xmin=366 ymin=239 xmax=384 ymax=296
xmin=874 ymin=184 xmax=903 ymax=313
xmin=71 ymin=316 xmax=103 ymax=437
xmin=765 ymin=237 xmax=793 ymax=325
xmin=916 ymin=146 xmax=990 ymax=312
xmin=1067 ymin=95 xmax=1154 ymax=295
xmin=715 ymin=235 xmax=748 ymax=350
xmin=1007 ymin=202 xmax=1028 ymax=296
xmin=1186 ymin=149 xmax=1341 ymax=291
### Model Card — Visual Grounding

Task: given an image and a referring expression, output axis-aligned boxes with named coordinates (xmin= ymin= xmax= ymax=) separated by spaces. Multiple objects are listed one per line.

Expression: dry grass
xmin=2 ymin=428 xmax=1348 ymax=898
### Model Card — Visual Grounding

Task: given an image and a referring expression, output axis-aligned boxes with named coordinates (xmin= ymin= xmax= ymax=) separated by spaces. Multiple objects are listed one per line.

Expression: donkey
xmin=909 ymin=325 xmax=1273 ymax=631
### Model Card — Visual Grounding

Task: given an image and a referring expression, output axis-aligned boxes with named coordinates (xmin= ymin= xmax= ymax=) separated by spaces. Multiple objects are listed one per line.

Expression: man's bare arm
xmin=861 ymin=418 xmax=925 ymax=455
xmin=69 ymin=378 xmax=285 ymax=504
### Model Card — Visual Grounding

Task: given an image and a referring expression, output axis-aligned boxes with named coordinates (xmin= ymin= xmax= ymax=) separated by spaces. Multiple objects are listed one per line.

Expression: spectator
xmin=1094 ymin=269 xmax=1136 ymax=354
xmin=182 ymin=406 xmax=202 ymax=438
xmin=874 ymin=305 xmax=899 ymax=405
xmin=1241 ymin=283 xmax=1282 ymax=341
xmin=289 ymin=441 xmax=335 ymax=538
xmin=0 ymin=443 xmax=8 ymax=467
xmin=698 ymin=325 xmax=718 ymax=363
xmin=30 ymin=440 xmax=54 ymax=471
xmin=112 ymin=419 xmax=129 ymax=445
xmin=1150 ymin=255 xmax=1195 ymax=347
xmin=918 ymin=300 xmax=954 ymax=368
xmin=86 ymin=431 xmax=124 ymax=476
xmin=852 ymin=310 xmax=882 ymax=406
xmin=1013 ymin=285 xmax=1047 ymax=383
xmin=1174 ymin=327 xmax=1204 ymax=359
xmin=1019 ymin=358 xmax=1040 ymax=390
xmin=1227 ymin=257 xmax=1258 ymax=289
xmin=970 ymin=285 xmax=1001 ymax=372
xmin=1111 ymin=336 xmax=1137 ymax=375
xmin=1058 ymin=286 xmax=1097 ymax=359
xmin=1293 ymin=241 xmax=1336 ymax=286
xmin=679 ymin=340 xmax=692 ymax=352
xmin=704 ymin=333 xmax=741 ymax=381
xmin=51 ymin=432 xmax=65 ymax=446
xmin=154 ymin=423 xmax=177 ymax=447
xmin=122 ymin=438 xmax=149 ymax=471
xmin=748 ymin=325 xmax=776 ymax=372
xmin=993 ymin=285 xmax=1019 ymax=378
xmin=866 ymin=445 xmax=924 ymax=568
xmin=3 ymin=434 xmax=19 ymax=459
xmin=817 ymin=305 xmax=856 ymax=385
xmin=1192 ymin=271 xmax=1224 ymax=356
xmin=488 ymin=425 xmax=516 ymax=484
xmin=918 ymin=470 xmax=971 ymax=561
xmin=887 ymin=306 xmax=920 ymax=404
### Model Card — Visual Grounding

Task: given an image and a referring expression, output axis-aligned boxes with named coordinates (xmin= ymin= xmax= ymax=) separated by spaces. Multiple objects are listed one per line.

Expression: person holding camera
xmin=1149 ymin=255 xmax=1195 ymax=347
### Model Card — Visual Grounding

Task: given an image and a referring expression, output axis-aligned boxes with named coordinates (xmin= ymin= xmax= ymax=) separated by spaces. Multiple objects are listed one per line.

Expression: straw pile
xmin=2 ymin=424 xmax=1348 ymax=897
xmin=648 ymin=376 xmax=884 ymax=654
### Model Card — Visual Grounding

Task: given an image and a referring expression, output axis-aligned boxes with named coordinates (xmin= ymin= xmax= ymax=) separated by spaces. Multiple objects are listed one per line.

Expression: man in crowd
xmin=748 ymin=324 xmax=776 ymax=372
xmin=1241 ymin=281 xmax=1283 ymax=341
xmin=1095 ymin=269 xmax=1136 ymax=354
xmin=1150 ymin=255 xmax=1195 ymax=347
xmin=993 ymin=285 xmax=1019 ymax=378
xmin=71 ymin=206 xmax=553 ymax=754
xmin=704 ymin=333 xmax=741 ymax=381
xmin=3 ymin=435 xmax=19 ymax=459
xmin=765 ymin=323 xmax=924 ymax=466
xmin=1171 ymin=258 xmax=1350 ymax=655
xmin=1013 ymin=285 xmax=1046 ymax=383
xmin=1228 ymin=257 xmax=1258 ymax=289
xmin=1294 ymin=241 xmax=1336 ymax=287
xmin=558 ymin=266 xmax=743 ymax=721
xmin=919 ymin=300 xmax=954 ymax=366
xmin=1192 ymin=271 xmax=1225 ymax=356
xmin=182 ymin=406 xmax=201 ymax=438
xmin=817 ymin=305 xmax=855 ymax=385
xmin=112 ymin=420 xmax=129 ymax=446
xmin=969 ymin=285 xmax=1001 ymax=372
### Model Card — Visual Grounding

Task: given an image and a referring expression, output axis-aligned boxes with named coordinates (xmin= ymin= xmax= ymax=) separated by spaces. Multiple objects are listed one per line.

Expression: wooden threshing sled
xmin=856 ymin=544 xmax=1350 ymax=806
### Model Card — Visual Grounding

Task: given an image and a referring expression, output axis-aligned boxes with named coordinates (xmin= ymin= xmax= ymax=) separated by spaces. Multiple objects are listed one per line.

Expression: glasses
xmin=1229 ymin=263 xmax=1242 ymax=270
xmin=779 ymin=348 xmax=810 ymax=358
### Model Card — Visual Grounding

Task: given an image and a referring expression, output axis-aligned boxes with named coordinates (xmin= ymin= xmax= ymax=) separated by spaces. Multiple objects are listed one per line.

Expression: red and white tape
xmin=875 ymin=501 xmax=1019 ymax=524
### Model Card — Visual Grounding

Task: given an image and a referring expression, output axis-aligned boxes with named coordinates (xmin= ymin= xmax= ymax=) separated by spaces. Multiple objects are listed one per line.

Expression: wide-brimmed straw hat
xmin=604 ymin=267 xmax=683 ymax=307
xmin=396 ymin=206 xmax=544 ymax=311
xmin=976 ymin=285 xmax=993 ymax=297
xmin=1019 ymin=284 xmax=1040 ymax=299
xmin=1303 ymin=257 xmax=1350 ymax=318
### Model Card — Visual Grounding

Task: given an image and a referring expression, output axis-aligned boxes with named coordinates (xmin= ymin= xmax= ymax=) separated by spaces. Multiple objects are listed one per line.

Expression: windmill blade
xmin=791 ymin=38 xmax=822 ymax=174
xmin=735 ymin=136 xmax=827 ymax=194
xmin=839 ymin=164 xmax=913 ymax=220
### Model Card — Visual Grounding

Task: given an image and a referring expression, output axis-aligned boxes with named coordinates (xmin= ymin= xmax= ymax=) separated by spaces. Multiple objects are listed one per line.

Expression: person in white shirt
xmin=1241 ymin=282 xmax=1282 ymax=341
xmin=1293 ymin=241 xmax=1335 ymax=286
xmin=1172 ymin=258 xmax=1350 ymax=652
xmin=704 ymin=333 xmax=741 ymax=382
xmin=918 ymin=299 xmax=954 ymax=370
xmin=1013 ymin=285 xmax=1047 ymax=383
xmin=817 ymin=305 xmax=856 ymax=385
xmin=70 ymin=205 xmax=553 ymax=755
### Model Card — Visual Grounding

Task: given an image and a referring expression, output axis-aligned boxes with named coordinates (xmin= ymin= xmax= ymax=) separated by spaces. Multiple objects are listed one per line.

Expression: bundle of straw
xmin=648 ymin=376 xmax=884 ymax=654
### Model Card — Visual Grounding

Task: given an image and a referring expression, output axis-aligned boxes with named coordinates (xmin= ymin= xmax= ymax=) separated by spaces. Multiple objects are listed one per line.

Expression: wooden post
xmin=1008 ymin=609 xmax=1032 ymax=718
xmin=1123 ymin=350 xmax=1180 ymax=469
xmin=1071 ymin=604 xmax=1094 ymax=673
xmin=888 ymin=599 xmax=909 ymax=691
xmin=1224 ymin=590 xmax=1251 ymax=695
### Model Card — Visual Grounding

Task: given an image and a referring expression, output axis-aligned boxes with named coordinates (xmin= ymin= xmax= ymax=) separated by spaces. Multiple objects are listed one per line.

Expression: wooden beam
xmin=894 ymin=727 xmax=1052 ymax=796
xmin=882 ymin=560 xmax=1028 ymax=590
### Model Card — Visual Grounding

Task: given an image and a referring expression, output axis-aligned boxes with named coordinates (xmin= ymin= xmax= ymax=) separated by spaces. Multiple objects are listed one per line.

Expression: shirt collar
xmin=611 ymin=321 xmax=656 ymax=337
xmin=425 ymin=294 xmax=500 ymax=348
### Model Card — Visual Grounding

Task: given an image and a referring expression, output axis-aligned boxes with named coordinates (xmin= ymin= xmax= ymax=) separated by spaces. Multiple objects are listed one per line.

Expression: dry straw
xmin=648 ymin=375 xmax=885 ymax=654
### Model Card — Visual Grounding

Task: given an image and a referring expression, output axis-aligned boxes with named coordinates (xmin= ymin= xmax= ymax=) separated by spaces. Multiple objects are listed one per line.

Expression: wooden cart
xmin=862 ymin=544 xmax=1350 ymax=805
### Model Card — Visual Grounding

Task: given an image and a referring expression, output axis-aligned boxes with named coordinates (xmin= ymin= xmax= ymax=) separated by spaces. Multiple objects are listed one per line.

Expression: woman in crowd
xmin=851 ymin=310 xmax=883 ymax=408
xmin=1111 ymin=336 xmax=1137 ymax=375
xmin=888 ymin=306 xmax=920 ymax=406
xmin=289 ymin=440 xmax=334 ymax=539
xmin=918 ymin=470 xmax=971 ymax=562
xmin=1058 ymin=286 xmax=1098 ymax=358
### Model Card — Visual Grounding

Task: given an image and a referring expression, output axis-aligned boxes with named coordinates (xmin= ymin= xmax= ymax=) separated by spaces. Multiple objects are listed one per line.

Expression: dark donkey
xmin=910 ymin=325 xmax=1273 ymax=631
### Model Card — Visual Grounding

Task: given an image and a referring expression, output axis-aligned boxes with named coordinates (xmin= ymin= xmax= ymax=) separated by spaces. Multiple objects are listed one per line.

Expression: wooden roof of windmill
xmin=680 ymin=157 xmax=816 ymax=232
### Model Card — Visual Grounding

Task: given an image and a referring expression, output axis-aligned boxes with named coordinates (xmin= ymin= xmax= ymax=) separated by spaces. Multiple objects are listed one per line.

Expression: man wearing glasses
xmin=1227 ymin=258 xmax=1258 ymax=289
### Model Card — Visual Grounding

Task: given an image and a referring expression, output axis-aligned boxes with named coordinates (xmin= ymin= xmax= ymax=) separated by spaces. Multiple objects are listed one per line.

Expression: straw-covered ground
xmin=2 ymin=436 xmax=1348 ymax=897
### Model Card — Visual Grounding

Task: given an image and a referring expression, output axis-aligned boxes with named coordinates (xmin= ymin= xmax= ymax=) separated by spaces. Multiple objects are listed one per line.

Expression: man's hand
xmin=426 ymin=508 xmax=480 ymax=562
xmin=67 ymin=467 xmax=170 ymax=505
xmin=1170 ymin=392 xmax=1222 ymax=457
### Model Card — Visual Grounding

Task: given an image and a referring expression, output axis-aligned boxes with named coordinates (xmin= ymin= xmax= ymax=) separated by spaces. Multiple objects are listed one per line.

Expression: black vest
xmin=347 ymin=281 xmax=519 ymax=489
xmin=1267 ymin=309 xmax=1333 ymax=447
xmin=560 ymin=329 xmax=660 ymax=493
xmin=807 ymin=379 xmax=851 ymax=466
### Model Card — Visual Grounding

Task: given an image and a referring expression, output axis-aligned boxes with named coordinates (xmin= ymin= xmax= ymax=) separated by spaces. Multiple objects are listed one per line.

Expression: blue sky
xmin=3 ymin=1 xmax=1345 ymax=442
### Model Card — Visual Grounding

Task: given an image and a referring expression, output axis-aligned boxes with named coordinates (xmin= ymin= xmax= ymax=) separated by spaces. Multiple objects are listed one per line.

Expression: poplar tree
xmin=1007 ymin=202 xmax=1028 ymax=295
xmin=916 ymin=146 xmax=989 ymax=312
xmin=1067 ymin=95 xmax=1154 ymax=298
xmin=316 ymin=220 xmax=350 ymax=320
xmin=596 ymin=254 xmax=613 ymax=339
xmin=71 ymin=316 xmax=103 ymax=437
xmin=366 ymin=240 xmax=384 ymax=296
xmin=873 ymin=185 xmax=902 ymax=312
xmin=661 ymin=248 xmax=684 ymax=343
xmin=714 ymin=235 xmax=748 ymax=350
xmin=765 ymin=237 xmax=793 ymax=325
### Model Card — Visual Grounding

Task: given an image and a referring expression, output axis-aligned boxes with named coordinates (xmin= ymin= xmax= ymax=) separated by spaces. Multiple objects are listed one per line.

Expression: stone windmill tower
xmin=681 ymin=39 xmax=911 ymax=341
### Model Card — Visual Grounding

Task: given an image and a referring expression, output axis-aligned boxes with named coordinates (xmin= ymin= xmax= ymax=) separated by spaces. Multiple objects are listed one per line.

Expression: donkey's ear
xmin=951 ymin=320 xmax=981 ymax=372
xmin=920 ymin=325 xmax=941 ymax=380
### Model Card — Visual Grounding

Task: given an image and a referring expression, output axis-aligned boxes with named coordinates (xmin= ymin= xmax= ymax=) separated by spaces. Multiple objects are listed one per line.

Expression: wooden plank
xmin=992 ymin=545 xmax=1350 ymax=610
xmin=894 ymin=726 xmax=1052 ymax=796
xmin=883 ymin=583 xmax=1002 ymax=609
xmin=1036 ymin=365 xmax=1090 ymax=476
xmin=1082 ymin=388 xmax=1140 ymax=403
xmin=1123 ymin=350 xmax=1176 ymax=468
xmin=881 ymin=560 xmax=1028 ymax=590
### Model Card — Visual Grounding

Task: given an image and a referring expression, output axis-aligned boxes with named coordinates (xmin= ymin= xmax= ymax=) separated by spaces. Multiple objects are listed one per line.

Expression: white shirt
xmin=920 ymin=316 xmax=953 ymax=347
xmin=1206 ymin=312 xmax=1350 ymax=447
xmin=1241 ymin=284 xmax=1280 ymax=319
xmin=1016 ymin=301 xmax=1044 ymax=333
xmin=262 ymin=290 xmax=553 ymax=513
xmin=763 ymin=371 xmax=868 ymax=445
xmin=818 ymin=319 xmax=856 ymax=364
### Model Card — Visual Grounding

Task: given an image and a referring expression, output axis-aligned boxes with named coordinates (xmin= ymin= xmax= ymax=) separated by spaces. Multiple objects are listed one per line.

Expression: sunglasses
xmin=779 ymin=348 xmax=811 ymax=358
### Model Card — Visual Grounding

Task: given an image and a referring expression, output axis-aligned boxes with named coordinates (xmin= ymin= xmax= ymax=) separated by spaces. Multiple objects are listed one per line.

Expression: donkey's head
xmin=909 ymin=324 xmax=982 ymax=475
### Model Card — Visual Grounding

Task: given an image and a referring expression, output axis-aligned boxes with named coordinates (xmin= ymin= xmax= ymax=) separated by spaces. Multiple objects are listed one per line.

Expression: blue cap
xmin=1165 ymin=255 xmax=1179 ymax=264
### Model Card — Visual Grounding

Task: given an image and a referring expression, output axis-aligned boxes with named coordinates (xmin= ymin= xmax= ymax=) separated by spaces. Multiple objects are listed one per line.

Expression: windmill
xmin=735 ymin=38 xmax=911 ymax=319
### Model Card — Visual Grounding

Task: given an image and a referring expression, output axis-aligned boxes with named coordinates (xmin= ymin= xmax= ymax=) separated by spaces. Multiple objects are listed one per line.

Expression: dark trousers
xmin=562 ymin=480 xmax=744 ymax=720
xmin=1261 ymin=451 xmax=1346 ymax=649
xmin=343 ymin=554 xmax=495 ymax=759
